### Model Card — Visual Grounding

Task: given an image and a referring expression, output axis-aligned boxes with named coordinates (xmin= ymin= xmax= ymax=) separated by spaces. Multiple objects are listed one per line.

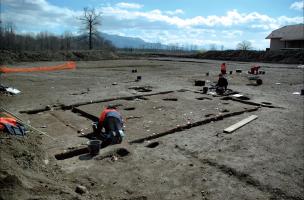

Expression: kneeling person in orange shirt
xmin=97 ymin=105 xmax=125 ymax=145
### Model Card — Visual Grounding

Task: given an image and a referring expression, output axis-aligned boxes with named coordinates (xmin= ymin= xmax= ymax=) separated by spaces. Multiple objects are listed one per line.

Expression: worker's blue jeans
xmin=92 ymin=117 xmax=124 ymax=144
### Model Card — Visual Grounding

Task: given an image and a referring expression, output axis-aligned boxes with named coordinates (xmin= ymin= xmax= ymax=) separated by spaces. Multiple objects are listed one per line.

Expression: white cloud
xmin=290 ymin=1 xmax=304 ymax=11
xmin=3 ymin=0 xmax=80 ymax=32
xmin=164 ymin=9 xmax=184 ymax=15
xmin=116 ymin=2 xmax=143 ymax=9
xmin=101 ymin=7 xmax=302 ymax=30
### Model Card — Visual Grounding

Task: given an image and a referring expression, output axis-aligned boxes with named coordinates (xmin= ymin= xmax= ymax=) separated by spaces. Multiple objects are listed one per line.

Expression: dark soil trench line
xmin=19 ymin=90 xmax=175 ymax=114
xmin=71 ymin=107 xmax=99 ymax=122
xmin=49 ymin=112 xmax=80 ymax=132
xmin=55 ymin=146 xmax=89 ymax=160
xmin=129 ymin=107 xmax=260 ymax=144
xmin=221 ymin=97 xmax=283 ymax=108
xmin=174 ymin=145 xmax=302 ymax=200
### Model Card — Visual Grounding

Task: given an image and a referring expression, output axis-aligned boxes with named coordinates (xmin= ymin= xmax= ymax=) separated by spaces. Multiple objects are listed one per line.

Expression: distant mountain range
xmin=100 ymin=33 xmax=203 ymax=51
xmin=101 ymin=33 xmax=165 ymax=49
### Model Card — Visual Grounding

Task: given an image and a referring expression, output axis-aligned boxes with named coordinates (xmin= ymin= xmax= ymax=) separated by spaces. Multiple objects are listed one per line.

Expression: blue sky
xmin=2 ymin=0 xmax=304 ymax=49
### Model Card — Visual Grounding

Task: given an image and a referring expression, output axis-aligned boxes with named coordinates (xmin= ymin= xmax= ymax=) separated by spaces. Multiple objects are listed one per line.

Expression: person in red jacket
xmin=250 ymin=65 xmax=260 ymax=75
xmin=220 ymin=63 xmax=227 ymax=74
xmin=96 ymin=105 xmax=124 ymax=145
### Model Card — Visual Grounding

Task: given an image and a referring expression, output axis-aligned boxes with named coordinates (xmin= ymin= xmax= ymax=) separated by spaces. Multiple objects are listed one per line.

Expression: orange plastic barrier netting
xmin=0 ymin=61 xmax=76 ymax=73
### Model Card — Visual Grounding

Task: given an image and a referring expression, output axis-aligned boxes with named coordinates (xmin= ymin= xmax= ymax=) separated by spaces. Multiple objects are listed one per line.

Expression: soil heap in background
xmin=194 ymin=50 xmax=304 ymax=64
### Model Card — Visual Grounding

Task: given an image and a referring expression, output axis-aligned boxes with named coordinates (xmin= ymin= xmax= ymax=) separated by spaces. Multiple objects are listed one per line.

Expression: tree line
xmin=0 ymin=28 xmax=115 ymax=52
xmin=0 ymin=8 xmax=115 ymax=52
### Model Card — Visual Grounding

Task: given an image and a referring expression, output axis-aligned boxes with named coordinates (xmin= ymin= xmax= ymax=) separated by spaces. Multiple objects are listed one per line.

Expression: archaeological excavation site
xmin=1 ymin=58 xmax=303 ymax=200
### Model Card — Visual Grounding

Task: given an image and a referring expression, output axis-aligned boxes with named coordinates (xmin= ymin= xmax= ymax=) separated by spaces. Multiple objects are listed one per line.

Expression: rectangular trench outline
xmin=29 ymin=89 xmax=295 ymax=199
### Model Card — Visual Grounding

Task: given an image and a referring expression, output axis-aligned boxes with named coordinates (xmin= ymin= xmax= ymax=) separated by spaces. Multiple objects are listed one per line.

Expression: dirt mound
xmin=194 ymin=50 xmax=304 ymax=64
xmin=0 ymin=132 xmax=77 ymax=200
xmin=0 ymin=50 xmax=118 ymax=64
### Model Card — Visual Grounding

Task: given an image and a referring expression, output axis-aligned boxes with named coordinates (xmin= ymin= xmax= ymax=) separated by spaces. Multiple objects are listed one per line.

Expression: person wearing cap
xmin=96 ymin=105 xmax=125 ymax=145
xmin=216 ymin=73 xmax=228 ymax=95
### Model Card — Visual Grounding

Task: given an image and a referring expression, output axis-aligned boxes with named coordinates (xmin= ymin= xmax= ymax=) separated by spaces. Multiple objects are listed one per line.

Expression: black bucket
xmin=136 ymin=76 xmax=142 ymax=81
xmin=229 ymin=71 xmax=233 ymax=74
xmin=206 ymin=72 xmax=209 ymax=76
xmin=87 ymin=140 xmax=101 ymax=155
xmin=202 ymin=87 xmax=208 ymax=94
xmin=195 ymin=80 xmax=205 ymax=86
xmin=301 ymin=89 xmax=304 ymax=95
xmin=236 ymin=69 xmax=242 ymax=73
xmin=256 ymin=79 xmax=263 ymax=85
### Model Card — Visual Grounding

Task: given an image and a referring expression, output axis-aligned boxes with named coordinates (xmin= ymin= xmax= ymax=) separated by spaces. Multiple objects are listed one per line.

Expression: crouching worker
xmin=216 ymin=74 xmax=228 ymax=95
xmin=250 ymin=65 xmax=260 ymax=75
xmin=95 ymin=105 xmax=125 ymax=146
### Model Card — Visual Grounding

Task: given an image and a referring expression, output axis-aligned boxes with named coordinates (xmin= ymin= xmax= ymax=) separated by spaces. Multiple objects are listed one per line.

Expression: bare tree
xmin=79 ymin=7 xmax=101 ymax=50
xmin=236 ymin=40 xmax=252 ymax=50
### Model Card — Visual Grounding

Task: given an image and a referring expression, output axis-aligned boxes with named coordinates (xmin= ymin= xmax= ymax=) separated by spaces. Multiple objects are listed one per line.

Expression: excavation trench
xmin=221 ymin=97 xmax=283 ymax=108
xmin=19 ymin=90 xmax=175 ymax=114
xmin=129 ymin=107 xmax=260 ymax=144
xmin=55 ymin=147 xmax=130 ymax=160
xmin=72 ymin=107 xmax=99 ymax=121
xmin=162 ymin=98 xmax=178 ymax=101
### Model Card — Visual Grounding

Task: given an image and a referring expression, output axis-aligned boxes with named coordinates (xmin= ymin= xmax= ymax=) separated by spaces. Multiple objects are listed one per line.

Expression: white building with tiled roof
xmin=266 ymin=24 xmax=304 ymax=50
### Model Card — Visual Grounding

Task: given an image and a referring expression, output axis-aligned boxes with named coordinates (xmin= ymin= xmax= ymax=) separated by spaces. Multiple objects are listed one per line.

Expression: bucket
xmin=236 ymin=69 xmax=242 ymax=73
xmin=87 ymin=140 xmax=101 ymax=155
xmin=202 ymin=87 xmax=208 ymax=94
xmin=229 ymin=71 xmax=232 ymax=74
xmin=195 ymin=80 xmax=205 ymax=86
xmin=206 ymin=72 xmax=209 ymax=76
xmin=301 ymin=89 xmax=304 ymax=95
xmin=136 ymin=76 xmax=142 ymax=81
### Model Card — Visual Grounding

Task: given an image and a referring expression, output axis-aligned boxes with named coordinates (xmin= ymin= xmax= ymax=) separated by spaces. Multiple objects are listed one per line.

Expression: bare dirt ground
xmin=0 ymin=58 xmax=303 ymax=200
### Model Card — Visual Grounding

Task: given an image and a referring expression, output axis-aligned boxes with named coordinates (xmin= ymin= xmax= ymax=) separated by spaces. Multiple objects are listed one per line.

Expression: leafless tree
xmin=78 ymin=7 xmax=101 ymax=50
xmin=236 ymin=40 xmax=252 ymax=50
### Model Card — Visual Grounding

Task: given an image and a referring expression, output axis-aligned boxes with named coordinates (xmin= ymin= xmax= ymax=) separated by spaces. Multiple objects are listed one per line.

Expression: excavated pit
xmin=145 ymin=142 xmax=160 ymax=148
xmin=129 ymin=86 xmax=153 ymax=92
xmin=162 ymin=98 xmax=178 ymax=101
xmin=261 ymin=102 xmax=272 ymax=105
xmin=124 ymin=107 xmax=136 ymax=111
xmin=196 ymin=97 xmax=212 ymax=100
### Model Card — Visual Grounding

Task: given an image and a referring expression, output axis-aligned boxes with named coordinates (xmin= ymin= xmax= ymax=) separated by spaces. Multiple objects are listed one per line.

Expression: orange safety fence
xmin=0 ymin=61 xmax=76 ymax=73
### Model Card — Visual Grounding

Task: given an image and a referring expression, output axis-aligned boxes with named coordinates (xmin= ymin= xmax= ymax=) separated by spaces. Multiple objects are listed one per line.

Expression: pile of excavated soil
xmin=194 ymin=50 xmax=304 ymax=64
xmin=0 ymin=132 xmax=80 ymax=200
